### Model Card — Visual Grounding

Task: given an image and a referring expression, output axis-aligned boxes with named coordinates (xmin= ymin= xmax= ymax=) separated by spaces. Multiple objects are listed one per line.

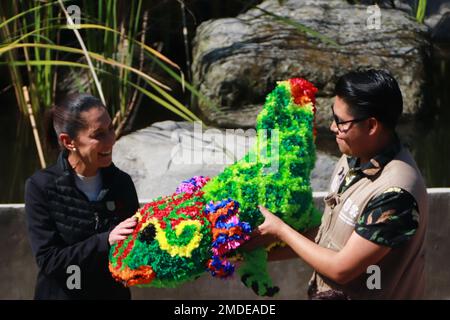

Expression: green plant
xmin=416 ymin=0 xmax=427 ymax=24
xmin=0 ymin=0 xmax=206 ymax=167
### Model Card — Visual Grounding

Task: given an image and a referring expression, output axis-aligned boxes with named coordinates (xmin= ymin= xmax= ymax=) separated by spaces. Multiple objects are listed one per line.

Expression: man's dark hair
xmin=334 ymin=69 xmax=403 ymax=130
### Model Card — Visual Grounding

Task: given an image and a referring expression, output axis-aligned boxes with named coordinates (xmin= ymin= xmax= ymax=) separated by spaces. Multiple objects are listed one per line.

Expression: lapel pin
xmin=106 ymin=201 xmax=116 ymax=211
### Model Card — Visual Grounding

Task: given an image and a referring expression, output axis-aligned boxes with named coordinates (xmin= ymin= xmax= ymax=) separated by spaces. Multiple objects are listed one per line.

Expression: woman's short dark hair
xmin=334 ymin=69 xmax=403 ymax=130
xmin=46 ymin=93 xmax=105 ymax=149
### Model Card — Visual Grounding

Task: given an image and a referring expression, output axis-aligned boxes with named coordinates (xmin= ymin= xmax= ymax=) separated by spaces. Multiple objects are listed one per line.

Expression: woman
xmin=25 ymin=93 xmax=139 ymax=299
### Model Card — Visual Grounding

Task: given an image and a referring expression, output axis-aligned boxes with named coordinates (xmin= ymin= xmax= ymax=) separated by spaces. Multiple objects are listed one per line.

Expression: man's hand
xmin=257 ymin=207 xmax=391 ymax=285
xmin=257 ymin=205 xmax=286 ymax=238
xmin=109 ymin=217 xmax=137 ymax=245
xmin=240 ymin=231 xmax=278 ymax=252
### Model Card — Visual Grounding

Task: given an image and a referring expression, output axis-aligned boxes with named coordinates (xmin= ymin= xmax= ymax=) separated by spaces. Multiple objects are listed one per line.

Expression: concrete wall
xmin=0 ymin=189 xmax=449 ymax=300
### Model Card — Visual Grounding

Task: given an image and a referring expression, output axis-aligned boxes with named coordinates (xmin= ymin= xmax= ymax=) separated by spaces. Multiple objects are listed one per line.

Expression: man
xmin=256 ymin=69 xmax=428 ymax=299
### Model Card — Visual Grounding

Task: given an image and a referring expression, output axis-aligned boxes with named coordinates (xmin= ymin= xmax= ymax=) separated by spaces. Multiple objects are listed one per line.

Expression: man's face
xmin=330 ymin=96 xmax=369 ymax=158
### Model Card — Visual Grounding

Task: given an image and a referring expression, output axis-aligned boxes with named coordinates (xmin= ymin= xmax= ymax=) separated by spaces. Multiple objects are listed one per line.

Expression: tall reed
xmin=0 ymin=0 xmax=206 ymax=167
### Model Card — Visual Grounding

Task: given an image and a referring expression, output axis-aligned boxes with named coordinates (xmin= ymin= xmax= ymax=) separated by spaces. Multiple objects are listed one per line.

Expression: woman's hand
xmin=257 ymin=205 xmax=286 ymax=239
xmin=109 ymin=217 xmax=137 ymax=245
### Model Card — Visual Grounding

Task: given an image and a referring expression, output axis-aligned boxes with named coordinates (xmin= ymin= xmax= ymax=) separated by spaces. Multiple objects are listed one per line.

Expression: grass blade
xmin=255 ymin=6 xmax=340 ymax=47
xmin=0 ymin=43 xmax=172 ymax=91
xmin=416 ymin=0 xmax=427 ymax=24
xmin=57 ymin=0 xmax=106 ymax=104
xmin=4 ymin=59 xmax=200 ymax=122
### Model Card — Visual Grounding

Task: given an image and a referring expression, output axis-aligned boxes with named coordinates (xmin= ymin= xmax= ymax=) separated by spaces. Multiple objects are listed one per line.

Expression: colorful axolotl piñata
xmin=109 ymin=78 xmax=321 ymax=296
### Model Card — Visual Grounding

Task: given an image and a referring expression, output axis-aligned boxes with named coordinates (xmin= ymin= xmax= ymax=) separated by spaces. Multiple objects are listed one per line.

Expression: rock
xmin=112 ymin=121 xmax=338 ymax=200
xmin=340 ymin=1 xmax=450 ymax=42
xmin=430 ymin=13 xmax=450 ymax=42
xmin=427 ymin=7 xmax=450 ymax=42
xmin=191 ymin=0 xmax=429 ymax=128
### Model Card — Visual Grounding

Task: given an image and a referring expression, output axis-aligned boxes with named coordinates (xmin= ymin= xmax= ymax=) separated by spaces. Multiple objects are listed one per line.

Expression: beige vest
xmin=310 ymin=147 xmax=428 ymax=299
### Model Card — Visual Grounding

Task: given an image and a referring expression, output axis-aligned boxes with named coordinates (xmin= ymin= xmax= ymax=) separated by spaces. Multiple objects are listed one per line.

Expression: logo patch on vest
xmin=338 ymin=198 xmax=359 ymax=226
xmin=330 ymin=166 xmax=345 ymax=193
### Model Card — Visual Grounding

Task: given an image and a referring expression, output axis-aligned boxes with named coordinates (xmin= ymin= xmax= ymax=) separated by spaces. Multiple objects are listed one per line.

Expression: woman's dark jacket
xmin=25 ymin=150 xmax=139 ymax=300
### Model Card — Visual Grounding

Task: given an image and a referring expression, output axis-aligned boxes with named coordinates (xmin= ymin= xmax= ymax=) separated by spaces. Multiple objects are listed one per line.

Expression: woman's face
xmin=73 ymin=106 xmax=115 ymax=171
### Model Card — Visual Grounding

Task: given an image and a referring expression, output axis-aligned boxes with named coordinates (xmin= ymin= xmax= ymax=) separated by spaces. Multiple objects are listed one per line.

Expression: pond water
xmin=1 ymin=43 xmax=449 ymax=203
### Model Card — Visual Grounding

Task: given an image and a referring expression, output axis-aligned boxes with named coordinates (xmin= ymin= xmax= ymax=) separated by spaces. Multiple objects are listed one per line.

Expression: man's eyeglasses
xmin=331 ymin=105 xmax=369 ymax=132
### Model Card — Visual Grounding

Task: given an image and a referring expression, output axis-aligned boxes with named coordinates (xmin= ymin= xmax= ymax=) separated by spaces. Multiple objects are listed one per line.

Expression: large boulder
xmin=424 ymin=0 xmax=450 ymax=41
xmin=112 ymin=121 xmax=338 ymax=200
xmin=191 ymin=0 xmax=430 ymax=128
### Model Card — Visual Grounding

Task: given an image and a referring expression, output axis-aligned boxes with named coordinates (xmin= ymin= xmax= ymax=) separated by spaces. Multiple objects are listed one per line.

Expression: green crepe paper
xmin=202 ymin=81 xmax=321 ymax=231
xmin=237 ymin=248 xmax=279 ymax=296
xmin=201 ymin=80 xmax=321 ymax=296
xmin=109 ymin=79 xmax=322 ymax=297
